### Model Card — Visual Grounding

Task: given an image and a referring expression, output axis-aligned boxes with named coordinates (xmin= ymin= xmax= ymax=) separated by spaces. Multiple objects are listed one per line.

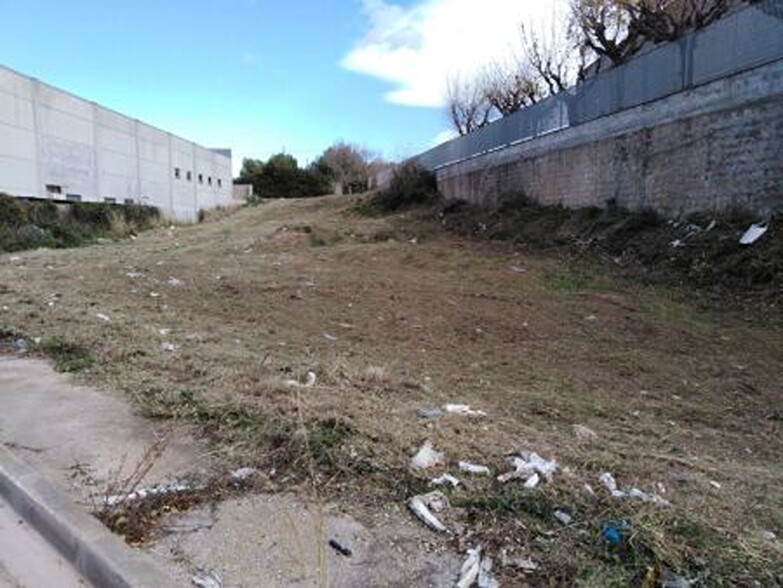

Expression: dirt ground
xmin=0 ymin=195 xmax=781 ymax=586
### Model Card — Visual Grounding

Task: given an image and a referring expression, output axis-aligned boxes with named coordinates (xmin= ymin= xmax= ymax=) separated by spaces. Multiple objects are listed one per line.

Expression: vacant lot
xmin=1 ymin=195 xmax=781 ymax=585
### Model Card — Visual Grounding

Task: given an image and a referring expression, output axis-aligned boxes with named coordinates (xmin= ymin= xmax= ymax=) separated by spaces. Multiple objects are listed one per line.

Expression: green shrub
xmin=26 ymin=200 xmax=59 ymax=227
xmin=14 ymin=224 xmax=56 ymax=250
xmin=0 ymin=193 xmax=27 ymax=228
xmin=373 ymin=163 xmax=439 ymax=211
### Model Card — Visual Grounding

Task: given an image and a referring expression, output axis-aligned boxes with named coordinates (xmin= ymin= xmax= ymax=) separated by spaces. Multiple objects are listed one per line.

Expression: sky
xmin=0 ymin=0 xmax=564 ymax=175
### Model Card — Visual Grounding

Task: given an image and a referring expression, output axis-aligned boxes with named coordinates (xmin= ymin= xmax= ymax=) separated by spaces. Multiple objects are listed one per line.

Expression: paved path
xmin=0 ymin=497 xmax=86 ymax=588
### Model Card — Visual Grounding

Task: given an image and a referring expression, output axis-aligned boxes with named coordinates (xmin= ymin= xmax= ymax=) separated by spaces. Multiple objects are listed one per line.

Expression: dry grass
xmin=1 ymin=195 xmax=781 ymax=584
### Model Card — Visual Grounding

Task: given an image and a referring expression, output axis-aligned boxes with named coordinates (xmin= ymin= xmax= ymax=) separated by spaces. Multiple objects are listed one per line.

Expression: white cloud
xmin=342 ymin=0 xmax=567 ymax=108
xmin=432 ymin=129 xmax=458 ymax=145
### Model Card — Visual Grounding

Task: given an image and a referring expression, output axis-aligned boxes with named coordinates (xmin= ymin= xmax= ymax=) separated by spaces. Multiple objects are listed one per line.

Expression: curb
xmin=0 ymin=445 xmax=174 ymax=587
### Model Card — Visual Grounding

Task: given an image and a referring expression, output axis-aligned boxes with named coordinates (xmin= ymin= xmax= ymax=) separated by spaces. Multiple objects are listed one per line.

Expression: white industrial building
xmin=0 ymin=64 xmax=233 ymax=222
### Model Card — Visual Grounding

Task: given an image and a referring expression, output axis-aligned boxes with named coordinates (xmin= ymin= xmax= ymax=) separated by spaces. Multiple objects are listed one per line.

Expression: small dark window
xmin=124 ymin=198 xmax=135 ymax=205
xmin=104 ymin=197 xmax=116 ymax=204
xmin=217 ymin=178 xmax=222 ymax=188
xmin=174 ymin=167 xmax=181 ymax=179
xmin=186 ymin=171 xmax=192 ymax=181
xmin=198 ymin=174 xmax=204 ymax=184
xmin=65 ymin=194 xmax=82 ymax=202
xmin=208 ymin=176 xmax=212 ymax=186
xmin=46 ymin=184 xmax=62 ymax=194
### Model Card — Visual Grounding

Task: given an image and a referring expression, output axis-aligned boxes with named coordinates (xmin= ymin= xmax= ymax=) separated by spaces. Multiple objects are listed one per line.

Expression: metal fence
xmin=417 ymin=1 xmax=783 ymax=170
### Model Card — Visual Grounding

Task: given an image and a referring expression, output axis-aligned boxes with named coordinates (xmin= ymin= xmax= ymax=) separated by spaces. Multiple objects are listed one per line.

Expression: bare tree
xmin=446 ymin=74 xmax=494 ymax=136
xmin=480 ymin=61 xmax=543 ymax=116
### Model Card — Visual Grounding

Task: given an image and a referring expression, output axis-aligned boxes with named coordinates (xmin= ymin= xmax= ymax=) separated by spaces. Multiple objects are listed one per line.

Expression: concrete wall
xmin=0 ymin=64 xmax=232 ymax=222
xmin=436 ymin=59 xmax=783 ymax=217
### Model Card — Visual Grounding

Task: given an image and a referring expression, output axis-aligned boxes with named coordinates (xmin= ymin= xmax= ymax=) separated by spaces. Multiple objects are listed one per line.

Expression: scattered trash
xmin=408 ymin=491 xmax=449 ymax=533
xmin=328 ymin=538 xmax=353 ymax=557
xmin=150 ymin=292 xmax=161 ymax=298
xmin=601 ymin=521 xmax=631 ymax=546
xmin=231 ymin=467 xmax=257 ymax=482
xmin=739 ymin=223 xmax=768 ymax=246
xmin=192 ymin=569 xmax=222 ymax=588
xmin=584 ymin=483 xmax=596 ymax=496
xmin=599 ymin=473 xmax=669 ymax=506
xmin=554 ymin=510 xmax=573 ymax=526
xmin=323 ymin=333 xmax=338 ymax=342
xmin=670 ymin=239 xmax=685 ymax=249
xmin=284 ymin=371 xmax=317 ymax=388
xmin=410 ymin=441 xmax=445 ymax=471
xmin=759 ymin=530 xmax=777 ymax=542
xmin=661 ymin=568 xmax=692 ymax=588
xmin=418 ymin=407 xmax=444 ymax=419
xmin=709 ymin=480 xmax=722 ymax=490
xmin=430 ymin=473 xmax=460 ymax=488
xmin=478 ymin=556 xmax=500 ymax=588
xmin=105 ymin=480 xmax=195 ymax=508
xmin=498 ymin=451 xmax=557 ymax=485
xmin=705 ymin=220 xmax=717 ymax=232
xmin=167 ymin=277 xmax=183 ymax=287
xmin=572 ymin=424 xmax=598 ymax=441
xmin=13 ymin=338 xmax=29 ymax=353
xmin=456 ymin=547 xmax=481 ymax=588
xmin=459 ymin=461 xmax=491 ymax=476
xmin=96 ymin=313 xmax=111 ymax=323
xmin=162 ymin=342 xmax=177 ymax=353
xmin=523 ymin=473 xmax=541 ymax=489
xmin=125 ymin=272 xmax=142 ymax=279
xmin=510 ymin=266 xmax=527 ymax=273
xmin=9 ymin=256 xmax=21 ymax=263
xmin=584 ymin=315 xmax=598 ymax=322
xmin=444 ymin=404 xmax=487 ymax=417
xmin=158 ymin=328 xmax=171 ymax=336
xmin=501 ymin=551 xmax=538 ymax=573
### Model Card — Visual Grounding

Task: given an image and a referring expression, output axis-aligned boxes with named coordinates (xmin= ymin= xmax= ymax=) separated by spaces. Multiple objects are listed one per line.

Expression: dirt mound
xmin=439 ymin=197 xmax=781 ymax=306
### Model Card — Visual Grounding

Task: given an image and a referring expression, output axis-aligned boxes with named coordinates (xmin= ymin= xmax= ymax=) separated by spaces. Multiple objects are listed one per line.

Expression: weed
xmin=40 ymin=336 xmax=95 ymax=373
xmin=359 ymin=163 xmax=439 ymax=214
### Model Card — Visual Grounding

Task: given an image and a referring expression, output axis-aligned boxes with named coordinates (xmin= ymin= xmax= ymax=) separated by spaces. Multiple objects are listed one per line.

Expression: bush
xmin=0 ymin=195 xmax=160 ymax=252
xmin=373 ymin=163 xmax=439 ymax=211
xmin=0 ymin=193 xmax=27 ymax=228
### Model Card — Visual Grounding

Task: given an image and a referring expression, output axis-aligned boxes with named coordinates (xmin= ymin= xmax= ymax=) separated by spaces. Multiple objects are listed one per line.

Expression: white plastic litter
xmin=524 ymin=472 xmax=541 ymax=489
xmin=456 ymin=547 xmax=481 ymax=588
xmin=192 ymin=569 xmax=222 ymax=588
xmin=459 ymin=461 xmax=491 ymax=476
xmin=478 ymin=556 xmax=500 ymax=588
xmin=498 ymin=451 xmax=557 ymax=485
xmin=324 ymin=333 xmax=338 ymax=341
xmin=599 ymin=472 xmax=670 ymax=506
xmin=284 ymin=371 xmax=317 ymax=389
xmin=408 ymin=491 xmax=449 ymax=533
xmin=444 ymin=404 xmax=487 ymax=417
xmin=167 ymin=277 xmax=183 ymax=287
xmin=739 ymin=223 xmax=768 ymax=246
xmin=554 ymin=510 xmax=573 ymax=525
xmin=105 ymin=481 xmax=195 ymax=507
xmin=710 ymin=480 xmax=722 ymax=490
xmin=429 ymin=474 xmax=460 ymax=488
xmin=572 ymin=424 xmax=598 ymax=441
xmin=95 ymin=313 xmax=111 ymax=323
xmin=231 ymin=467 xmax=257 ymax=481
xmin=410 ymin=441 xmax=445 ymax=471
xmin=162 ymin=342 xmax=177 ymax=353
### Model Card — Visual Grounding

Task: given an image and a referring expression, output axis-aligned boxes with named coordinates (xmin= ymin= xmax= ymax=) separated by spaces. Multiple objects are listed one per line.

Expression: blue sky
xmin=0 ymin=0 xmax=561 ymax=174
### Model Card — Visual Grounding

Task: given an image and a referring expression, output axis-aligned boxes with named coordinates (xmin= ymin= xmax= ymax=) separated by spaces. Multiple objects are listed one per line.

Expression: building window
xmin=186 ymin=171 xmax=192 ymax=181
xmin=208 ymin=176 xmax=212 ymax=186
xmin=198 ymin=173 xmax=204 ymax=184
xmin=217 ymin=178 xmax=222 ymax=188
xmin=174 ymin=167 xmax=181 ymax=179
xmin=65 ymin=194 xmax=82 ymax=202
xmin=46 ymin=184 xmax=62 ymax=194
xmin=104 ymin=197 xmax=116 ymax=204
xmin=124 ymin=198 xmax=135 ymax=205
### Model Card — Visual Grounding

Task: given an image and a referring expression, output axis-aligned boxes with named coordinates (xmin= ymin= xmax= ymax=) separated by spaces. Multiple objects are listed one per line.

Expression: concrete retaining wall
xmin=436 ymin=59 xmax=783 ymax=217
